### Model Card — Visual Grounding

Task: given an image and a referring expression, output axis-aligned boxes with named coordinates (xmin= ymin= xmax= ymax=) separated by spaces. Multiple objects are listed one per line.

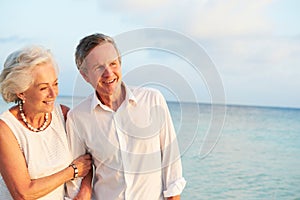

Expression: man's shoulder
xmin=128 ymin=86 xmax=165 ymax=103
xmin=69 ymin=94 xmax=93 ymax=115
xmin=129 ymin=86 xmax=162 ymax=96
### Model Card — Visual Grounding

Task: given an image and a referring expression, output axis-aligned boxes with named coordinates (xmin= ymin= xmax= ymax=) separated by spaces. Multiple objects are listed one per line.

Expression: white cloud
xmin=97 ymin=0 xmax=274 ymax=37
xmin=188 ymin=0 xmax=274 ymax=37
xmin=204 ymin=35 xmax=300 ymax=107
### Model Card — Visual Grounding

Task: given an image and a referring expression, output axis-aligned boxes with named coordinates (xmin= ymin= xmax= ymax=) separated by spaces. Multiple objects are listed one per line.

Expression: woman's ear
xmin=16 ymin=93 xmax=25 ymax=102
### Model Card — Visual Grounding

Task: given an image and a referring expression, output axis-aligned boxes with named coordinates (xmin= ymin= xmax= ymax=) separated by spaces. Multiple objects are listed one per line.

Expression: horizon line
xmin=57 ymin=95 xmax=300 ymax=110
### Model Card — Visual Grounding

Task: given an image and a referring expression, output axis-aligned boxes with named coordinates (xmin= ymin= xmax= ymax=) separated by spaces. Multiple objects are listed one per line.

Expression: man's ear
xmin=80 ymin=70 xmax=90 ymax=83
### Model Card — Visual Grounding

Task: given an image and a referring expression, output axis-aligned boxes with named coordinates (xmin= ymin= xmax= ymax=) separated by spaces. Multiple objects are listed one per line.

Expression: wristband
xmin=69 ymin=163 xmax=78 ymax=180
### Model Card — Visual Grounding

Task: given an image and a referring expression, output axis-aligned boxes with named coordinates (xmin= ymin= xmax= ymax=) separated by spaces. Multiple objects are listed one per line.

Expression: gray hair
xmin=0 ymin=45 xmax=58 ymax=103
xmin=75 ymin=33 xmax=121 ymax=73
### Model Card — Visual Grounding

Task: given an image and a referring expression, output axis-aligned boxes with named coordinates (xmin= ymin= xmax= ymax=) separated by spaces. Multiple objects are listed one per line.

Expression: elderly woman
xmin=0 ymin=45 xmax=92 ymax=199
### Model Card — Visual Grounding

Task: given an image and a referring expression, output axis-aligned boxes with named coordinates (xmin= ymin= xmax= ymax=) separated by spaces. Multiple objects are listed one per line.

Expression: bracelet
xmin=69 ymin=163 xmax=78 ymax=180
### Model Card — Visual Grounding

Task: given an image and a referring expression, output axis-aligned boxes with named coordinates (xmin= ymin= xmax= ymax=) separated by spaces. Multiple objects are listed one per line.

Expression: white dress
xmin=0 ymin=105 xmax=73 ymax=200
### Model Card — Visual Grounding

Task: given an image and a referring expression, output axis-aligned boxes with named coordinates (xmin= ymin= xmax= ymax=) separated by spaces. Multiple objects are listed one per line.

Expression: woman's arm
xmin=0 ymin=120 xmax=91 ymax=200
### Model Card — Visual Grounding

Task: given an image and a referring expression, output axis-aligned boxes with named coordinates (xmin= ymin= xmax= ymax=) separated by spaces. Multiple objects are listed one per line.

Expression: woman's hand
xmin=71 ymin=154 xmax=92 ymax=177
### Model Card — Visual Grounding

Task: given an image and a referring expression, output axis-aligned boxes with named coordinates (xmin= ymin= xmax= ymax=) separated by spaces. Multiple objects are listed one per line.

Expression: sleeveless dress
xmin=0 ymin=105 xmax=73 ymax=200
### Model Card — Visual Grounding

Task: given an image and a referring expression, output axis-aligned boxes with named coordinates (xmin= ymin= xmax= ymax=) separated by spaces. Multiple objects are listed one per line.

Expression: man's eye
xmin=96 ymin=66 xmax=104 ymax=71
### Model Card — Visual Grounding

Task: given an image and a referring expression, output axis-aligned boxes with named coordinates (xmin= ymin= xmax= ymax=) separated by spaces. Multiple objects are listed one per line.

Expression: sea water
xmin=172 ymin=103 xmax=300 ymax=200
xmin=1 ymin=96 xmax=299 ymax=200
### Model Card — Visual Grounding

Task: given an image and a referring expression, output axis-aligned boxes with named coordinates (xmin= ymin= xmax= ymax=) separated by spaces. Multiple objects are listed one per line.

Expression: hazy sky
xmin=0 ymin=0 xmax=299 ymax=108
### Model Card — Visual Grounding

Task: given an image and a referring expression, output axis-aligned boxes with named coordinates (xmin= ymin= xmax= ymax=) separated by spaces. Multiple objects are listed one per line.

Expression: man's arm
xmin=167 ymin=195 xmax=180 ymax=200
xmin=156 ymin=91 xmax=186 ymax=198
xmin=66 ymin=112 xmax=92 ymax=199
xmin=73 ymin=169 xmax=93 ymax=200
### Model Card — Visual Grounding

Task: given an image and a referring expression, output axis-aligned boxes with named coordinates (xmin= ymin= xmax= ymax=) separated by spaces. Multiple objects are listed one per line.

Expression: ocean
xmin=1 ymin=96 xmax=299 ymax=200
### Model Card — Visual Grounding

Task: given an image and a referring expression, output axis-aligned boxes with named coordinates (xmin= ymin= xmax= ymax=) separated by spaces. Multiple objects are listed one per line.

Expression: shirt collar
xmin=90 ymin=82 xmax=137 ymax=112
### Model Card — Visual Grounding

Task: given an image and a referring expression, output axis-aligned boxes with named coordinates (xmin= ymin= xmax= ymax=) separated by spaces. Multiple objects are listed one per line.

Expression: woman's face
xmin=21 ymin=62 xmax=59 ymax=114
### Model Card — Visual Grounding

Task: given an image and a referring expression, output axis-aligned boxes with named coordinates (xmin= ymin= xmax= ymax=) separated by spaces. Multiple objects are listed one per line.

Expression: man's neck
xmin=97 ymin=85 xmax=126 ymax=111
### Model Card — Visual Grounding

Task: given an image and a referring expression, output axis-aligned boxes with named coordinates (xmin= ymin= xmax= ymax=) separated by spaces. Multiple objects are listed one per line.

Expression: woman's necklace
xmin=18 ymin=101 xmax=49 ymax=132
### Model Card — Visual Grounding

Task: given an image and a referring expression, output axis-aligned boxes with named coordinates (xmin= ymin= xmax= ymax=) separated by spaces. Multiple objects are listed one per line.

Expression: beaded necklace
xmin=18 ymin=101 xmax=49 ymax=132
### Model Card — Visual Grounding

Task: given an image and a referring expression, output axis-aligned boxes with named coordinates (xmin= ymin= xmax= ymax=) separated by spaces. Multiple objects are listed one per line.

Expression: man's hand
xmin=167 ymin=195 xmax=180 ymax=200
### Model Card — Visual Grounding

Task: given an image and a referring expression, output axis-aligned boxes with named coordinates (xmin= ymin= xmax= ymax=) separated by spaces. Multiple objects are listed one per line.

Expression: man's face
xmin=81 ymin=42 xmax=122 ymax=99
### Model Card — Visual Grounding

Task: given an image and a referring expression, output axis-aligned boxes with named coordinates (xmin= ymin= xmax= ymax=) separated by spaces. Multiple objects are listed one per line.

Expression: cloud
xmin=98 ymin=0 xmax=274 ymax=37
xmin=188 ymin=0 xmax=274 ymax=37
xmin=98 ymin=0 xmax=171 ymax=12
xmin=223 ymin=36 xmax=300 ymax=69
xmin=205 ymin=35 xmax=300 ymax=107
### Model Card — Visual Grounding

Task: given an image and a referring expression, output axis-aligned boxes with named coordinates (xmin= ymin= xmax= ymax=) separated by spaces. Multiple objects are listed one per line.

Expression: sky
xmin=0 ymin=0 xmax=299 ymax=108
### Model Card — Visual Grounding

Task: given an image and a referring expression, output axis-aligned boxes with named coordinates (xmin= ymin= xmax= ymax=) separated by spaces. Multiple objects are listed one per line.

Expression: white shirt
xmin=67 ymin=83 xmax=186 ymax=200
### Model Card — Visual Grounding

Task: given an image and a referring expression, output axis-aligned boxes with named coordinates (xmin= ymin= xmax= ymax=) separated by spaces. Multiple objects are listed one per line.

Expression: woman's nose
xmin=48 ymin=87 xmax=57 ymax=98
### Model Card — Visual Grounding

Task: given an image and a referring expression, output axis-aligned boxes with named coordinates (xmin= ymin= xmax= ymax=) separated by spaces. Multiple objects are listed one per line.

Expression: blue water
xmin=1 ymin=97 xmax=300 ymax=200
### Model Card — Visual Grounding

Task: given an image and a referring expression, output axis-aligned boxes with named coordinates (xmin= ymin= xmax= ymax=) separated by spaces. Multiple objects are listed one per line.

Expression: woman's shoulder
xmin=0 ymin=115 xmax=15 ymax=142
xmin=0 ymin=106 xmax=18 ymax=126
xmin=0 ymin=118 xmax=10 ymax=132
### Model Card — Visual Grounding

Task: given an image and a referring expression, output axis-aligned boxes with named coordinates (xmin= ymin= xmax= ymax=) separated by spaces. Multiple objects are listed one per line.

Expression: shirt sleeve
xmin=65 ymin=111 xmax=87 ymax=199
xmin=157 ymin=92 xmax=187 ymax=197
